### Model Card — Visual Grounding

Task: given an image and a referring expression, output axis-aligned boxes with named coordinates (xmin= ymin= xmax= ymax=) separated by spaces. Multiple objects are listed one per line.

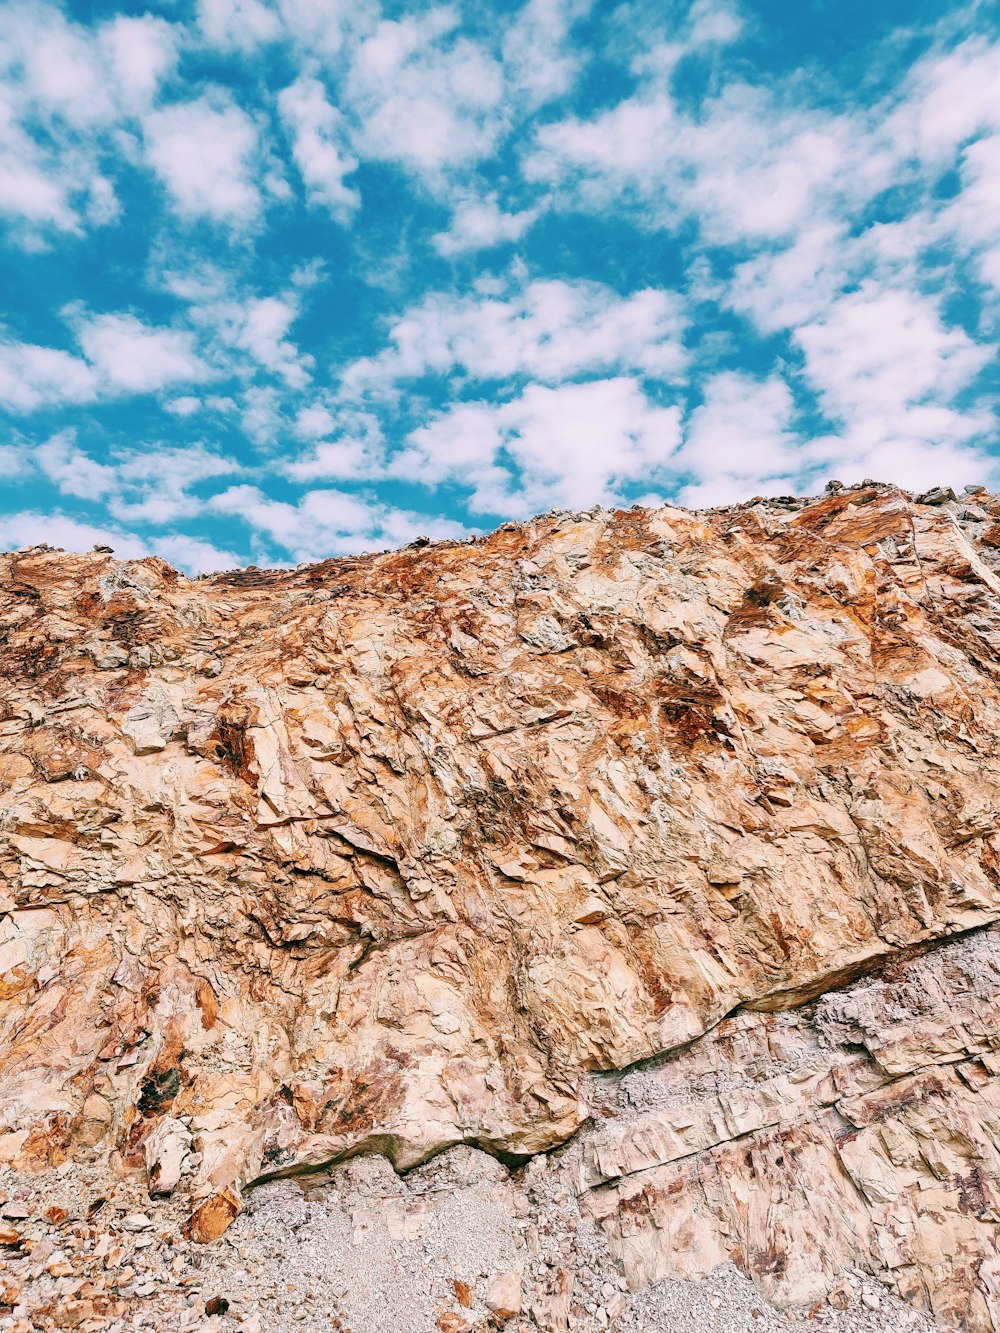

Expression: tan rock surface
xmin=1 ymin=481 xmax=1000 ymax=1327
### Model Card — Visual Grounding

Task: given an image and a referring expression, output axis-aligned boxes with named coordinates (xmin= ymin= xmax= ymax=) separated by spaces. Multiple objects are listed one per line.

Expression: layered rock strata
xmin=2 ymin=481 xmax=1000 ymax=1326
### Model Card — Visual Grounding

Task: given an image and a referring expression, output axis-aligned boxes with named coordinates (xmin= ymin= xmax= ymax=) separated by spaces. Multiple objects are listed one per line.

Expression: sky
xmin=1 ymin=0 xmax=999 ymax=572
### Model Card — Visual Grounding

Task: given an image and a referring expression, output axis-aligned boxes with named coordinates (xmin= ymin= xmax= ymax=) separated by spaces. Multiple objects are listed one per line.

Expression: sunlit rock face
xmin=2 ymin=482 xmax=1000 ymax=1325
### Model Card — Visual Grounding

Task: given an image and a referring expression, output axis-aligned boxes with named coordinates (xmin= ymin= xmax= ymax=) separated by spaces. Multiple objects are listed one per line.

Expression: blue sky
xmin=1 ymin=0 xmax=998 ymax=572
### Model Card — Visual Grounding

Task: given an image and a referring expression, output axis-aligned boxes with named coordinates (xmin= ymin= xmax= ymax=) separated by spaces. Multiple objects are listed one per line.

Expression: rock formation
xmin=2 ymin=481 xmax=1000 ymax=1328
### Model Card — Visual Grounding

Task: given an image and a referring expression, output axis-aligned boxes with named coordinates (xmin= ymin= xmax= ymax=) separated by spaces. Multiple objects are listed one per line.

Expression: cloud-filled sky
xmin=1 ymin=0 xmax=999 ymax=571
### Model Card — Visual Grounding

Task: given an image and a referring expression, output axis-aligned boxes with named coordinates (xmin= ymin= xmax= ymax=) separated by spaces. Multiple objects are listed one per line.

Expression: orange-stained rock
xmin=187 ymin=1188 xmax=243 ymax=1243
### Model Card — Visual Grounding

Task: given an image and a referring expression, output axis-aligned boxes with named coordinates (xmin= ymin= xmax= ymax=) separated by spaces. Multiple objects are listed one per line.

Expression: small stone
xmin=435 ymin=1316 xmax=470 ymax=1333
xmin=485 ymin=1267 xmax=523 ymax=1320
xmin=861 ymin=1290 xmax=881 ymax=1311
xmin=146 ymin=1117 xmax=193 ymax=1198
xmin=121 ymin=1214 xmax=153 ymax=1232
xmin=453 ymin=1279 xmax=472 ymax=1308
xmin=188 ymin=1188 xmax=243 ymax=1243
xmin=0 ymin=1224 xmax=21 ymax=1246
xmin=205 ymin=1296 xmax=230 ymax=1316
xmin=1 ymin=1204 xmax=30 ymax=1220
xmin=916 ymin=485 xmax=957 ymax=506
xmin=828 ymin=1281 xmax=852 ymax=1310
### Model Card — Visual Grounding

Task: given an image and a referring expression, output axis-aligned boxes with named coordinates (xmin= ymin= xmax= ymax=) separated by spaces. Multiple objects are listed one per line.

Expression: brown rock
xmin=436 ymin=1316 xmax=470 ymax=1333
xmin=453 ymin=1279 xmax=473 ymax=1308
xmin=187 ymin=1189 xmax=242 ymax=1243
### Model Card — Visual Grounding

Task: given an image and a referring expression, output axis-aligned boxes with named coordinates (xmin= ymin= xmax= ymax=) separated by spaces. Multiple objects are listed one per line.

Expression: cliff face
xmin=2 ymin=482 xmax=1000 ymax=1327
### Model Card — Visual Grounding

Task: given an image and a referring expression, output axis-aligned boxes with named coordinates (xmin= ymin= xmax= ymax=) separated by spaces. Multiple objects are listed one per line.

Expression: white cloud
xmin=0 ymin=339 xmax=96 ymax=411
xmin=279 ymin=73 xmax=360 ymax=222
xmin=274 ymin=0 xmax=372 ymax=56
xmin=30 ymin=433 xmax=241 ymax=525
xmin=0 ymin=443 xmax=30 ymax=478
xmin=156 ymin=263 xmax=313 ymax=391
xmin=143 ymin=93 xmax=265 ymax=226
xmin=0 ymin=510 xmax=148 ymax=560
xmin=294 ymin=404 xmax=337 ymax=438
xmin=0 ymin=5 xmax=177 ymax=243
xmin=99 ymin=15 xmax=178 ymax=111
xmin=344 ymin=277 xmax=688 ymax=395
xmin=0 ymin=126 xmax=78 ymax=232
xmin=525 ymin=84 xmax=879 ymax=247
xmin=196 ymin=0 xmax=281 ymax=53
xmin=109 ymin=444 xmax=242 ymax=524
xmin=395 ymin=376 xmax=683 ymax=513
xmin=795 ymin=283 xmax=991 ymax=430
xmin=939 ymin=133 xmax=1000 ymax=294
xmin=432 ymin=193 xmax=539 ymax=256
xmin=286 ymin=408 xmax=384 ymax=480
xmin=165 ymin=395 xmax=203 ymax=416
xmin=209 ymin=483 xmax=467 ymax=560
xmin=501 ymin=0 xmax=590 ymax=110
xmin=220 ymin=296 xmax=312 ymax=388
xmin=675 ymin=373 xmax=802 ymax=507
xmin=151 ymin=532 xmax=242 ymax=573
xmin=0 ymin=508 xmax=242 ymax=575
xmin=75 ymin=313 xmax=211 ymax=393
xmin=1 ymin=309 xmax=214 ymax=412
xmin=240 ymin=385 xmax=285 ymax=444
xmin=344 ymin=10 xmax=505 ymax=182
xmin=0 ymin=3 xmax=116 ymax=130
xmin=36 ymin=430 xmax=117 ymax=500
xmin=888 ymin=37 xmax=1000 ymax=166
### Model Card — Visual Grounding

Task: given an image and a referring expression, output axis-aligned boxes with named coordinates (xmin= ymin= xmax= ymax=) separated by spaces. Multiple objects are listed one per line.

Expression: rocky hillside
xmin=2 ymin=481 xmax=1000 ymax=1331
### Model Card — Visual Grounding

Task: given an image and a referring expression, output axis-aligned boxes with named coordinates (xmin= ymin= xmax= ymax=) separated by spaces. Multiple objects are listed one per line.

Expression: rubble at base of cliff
xmin=4 ymin=481 xmax=1000 ymax=1330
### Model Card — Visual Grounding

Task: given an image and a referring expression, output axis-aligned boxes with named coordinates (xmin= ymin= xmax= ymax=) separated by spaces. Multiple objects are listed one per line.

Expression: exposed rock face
xmin=2 ymin=482 xmax=1000 ymax=1327
xmin=579 ymin=929 xmax=1000 ymax=1329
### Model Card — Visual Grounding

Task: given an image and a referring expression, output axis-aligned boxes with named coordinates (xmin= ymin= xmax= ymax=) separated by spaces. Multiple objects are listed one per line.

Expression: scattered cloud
xmin=0 ymin=340 xmax=96 ymax=411
xmin=2 ymin=0 xmax=1000 ymax=566
xmin=143 ymin=92 xmax=267 ymax=226
xmin=432 ymin=193 xmax=539 ymax=256
xmin=196 ymin=0 xmax=282 ymax=53
xmin=342 ymin=277 xmax=688 ymax=397
xmin=279 ymin=72 xmax=360 ymax=221
xmin=209 ymin=482 xmax=467 ymax=560
xmin=0 ymin=509 xmax=148 ymax=560
xmin=344 ymin=10 xmax=505 ymax=183
xmin=31 ymin=431 xmax=241 ymax=524
xmin=675 ymin=373 xmax=803 ymax=507
xmin=74 ymin=313 xmax=212 ymax=393
xmin=396 ymin=376 xmax=683 ymax=513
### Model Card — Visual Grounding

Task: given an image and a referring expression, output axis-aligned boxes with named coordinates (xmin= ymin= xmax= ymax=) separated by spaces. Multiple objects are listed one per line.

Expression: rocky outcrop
xmin=2 ymin=481 xmax=1000 ymax=1327
xmin=578 ymin=928 xmax=1000 ymax=1330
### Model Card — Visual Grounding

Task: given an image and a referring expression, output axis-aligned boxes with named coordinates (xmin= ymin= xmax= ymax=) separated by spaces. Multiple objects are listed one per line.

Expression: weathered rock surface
xmin=2 ymin=481 xmax=1000 ymax=1328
